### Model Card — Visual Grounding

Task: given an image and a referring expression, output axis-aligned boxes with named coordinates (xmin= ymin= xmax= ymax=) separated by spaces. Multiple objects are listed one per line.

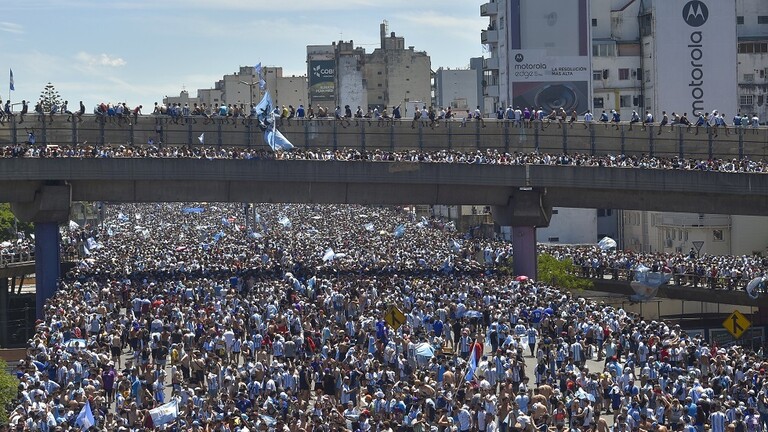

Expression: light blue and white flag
xmin=75 ymin=400 xmax=95 ymax=431
xmin=393 ymin=225 xmax=405 ymax=239
xmin=149 ymin=399 xmax=178 ymax=427
xmin=255 ymin=91 xmax=273 ymax=124
xmin=364 ymin=222 xmax=375 ymax=232
xmin=278 ymin=215 xmax=292 ymax=229
xmin=264 ymin=125 xmax=294 ymax=151
xmin=9 ymin=69 xmax=14 ymax=92
xmin=259 ymin=78 xmax=266 ymax=91
xmin=464 ymin=349 xmax=477 ymax=382
xmin=254 ymin=62 xmax=262 ymax=77
xmin=198 ymin=133 xmax=204 ymax=144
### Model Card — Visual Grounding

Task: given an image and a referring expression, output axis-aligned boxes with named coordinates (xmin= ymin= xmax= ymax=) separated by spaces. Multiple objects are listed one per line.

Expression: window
xmin=636 ymin=68 xmax=643 ymax=81
xmin=592 ymin=43 xmax=616 ymax=57
xmin=592 ymin=18 xmax=598 ymax=27
xmin=594 ymin=97 xmax=604 ymax=109
xmin=377 ymin=83 xmax=383 ymax=87
xmin=499 ymin=17 xmax=504 ymax=29
xmin=744 ymin=73 xmax=755 ymax=83
xmin=741 ymin=95 xmax=755 ymax=106
xmin=547 ymin=237 xmax=560 ymax=242
xmin=737 ymin=16 xmax=744 ymax=24
xmin=759 ymin=16 xmax=768 ymax=24
xmin=738 ymin=42 xmax=768 ymax=53
xmin=552 ymin=209 xmax=559 ymax=214
xmin=620 ymin=95 xmax=632 ymax=108
xmin=619 ymin=68 xmax=630 ymax=80
xmin=713 ymin=229 xmax=724 ymax=242
xmin=597 ymin=209 xmax=613 ymax=217
xmin=377 ymin=71 xmax=382 ymax=75
xmin=593 ymin=71 xmax=603 ymax=80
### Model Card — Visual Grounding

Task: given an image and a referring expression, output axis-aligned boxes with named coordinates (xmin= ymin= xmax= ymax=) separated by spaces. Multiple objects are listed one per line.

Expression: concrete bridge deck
xmin=1 ymin=158 xmax=767 ymax=216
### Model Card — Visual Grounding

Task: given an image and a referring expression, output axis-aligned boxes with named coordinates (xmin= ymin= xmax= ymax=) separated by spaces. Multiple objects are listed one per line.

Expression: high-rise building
xmin=481 ymin=0 xmax=768 ymax=255
xmin=307 ymin=22 xmax=431 ymax=114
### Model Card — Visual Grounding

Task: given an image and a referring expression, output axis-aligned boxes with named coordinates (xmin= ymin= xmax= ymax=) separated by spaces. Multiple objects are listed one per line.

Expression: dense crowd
xmin=10 ymin=203 xmax=768 ymax=432
xmin=541 ymin=245 xmax=768 ymax=291
xmin=2 ymin=143 xmax=768 ymax=174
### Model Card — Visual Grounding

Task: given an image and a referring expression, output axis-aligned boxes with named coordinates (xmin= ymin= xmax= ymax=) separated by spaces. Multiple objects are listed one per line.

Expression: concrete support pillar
xmin=511 ymin=226 xmax=537 ymax=278
xmin=34 ymin=223 xmax=60 ymax=320
xmin=0 ymin=277 xmax=7 ymax=347
xmin=492 ymin=188 xmax=552 ymax=279
xmin=10 ymin=183 xmax=71 ymax=320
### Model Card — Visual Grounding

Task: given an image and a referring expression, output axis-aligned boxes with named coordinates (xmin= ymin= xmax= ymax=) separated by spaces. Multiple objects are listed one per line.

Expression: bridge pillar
xmin=10 ymin=184 xmax=71 ymax=320
xmin=0 ymin=277 xmax=7 ymax=347
xmin=492 ymin=188 xmax=552 ymax=278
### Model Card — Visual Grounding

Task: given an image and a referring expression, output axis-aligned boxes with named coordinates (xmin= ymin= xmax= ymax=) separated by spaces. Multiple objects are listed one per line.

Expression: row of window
xmin=592 ymin=68 xmax=643 ymax=81
xmin=737 ymin=16 xmax=768 ymax=25
xmin=594 ymin=96 xmax=643 ymax=109
xmin=740 ymin=94 xmax=764 ymax=106
xmin=738 ymin=42 xmax=768 ymax=54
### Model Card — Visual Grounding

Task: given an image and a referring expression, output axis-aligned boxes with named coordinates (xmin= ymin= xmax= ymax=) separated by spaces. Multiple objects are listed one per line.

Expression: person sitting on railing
xmin=599 ymin=110 xmax=609 ymax=129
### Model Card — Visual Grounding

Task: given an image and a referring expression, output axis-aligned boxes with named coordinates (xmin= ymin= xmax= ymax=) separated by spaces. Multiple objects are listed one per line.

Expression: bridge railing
xmin=573 ymin=266 xmax=761 ymax=292
xmin=0 ymin=251 xmax=35 ymax=266
xmin=1 ymin=114 xmax=767 ymax=161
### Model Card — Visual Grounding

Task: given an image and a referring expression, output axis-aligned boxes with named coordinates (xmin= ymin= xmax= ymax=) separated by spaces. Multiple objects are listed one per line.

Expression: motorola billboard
xmin=653 ymin=0 xmax=737 ymax=117
xmin=509 ymin=50 xmax=590 ymax=113
xmin=507 ymin=0 xmax=591 ymax=114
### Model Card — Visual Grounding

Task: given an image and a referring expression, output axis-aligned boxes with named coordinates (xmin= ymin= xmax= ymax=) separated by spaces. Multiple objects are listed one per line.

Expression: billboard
xmin=653 ymin=0 xmax=737 ymax=117
xmin=507 ymin=0 xmax=591 ymax=113
xmin=308 ymin=59 xmax=335 ymax=103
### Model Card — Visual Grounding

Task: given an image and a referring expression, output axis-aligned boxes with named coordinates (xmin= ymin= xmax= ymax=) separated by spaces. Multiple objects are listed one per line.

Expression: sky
xmin=0 ymin=0 xmax=486 ymax=110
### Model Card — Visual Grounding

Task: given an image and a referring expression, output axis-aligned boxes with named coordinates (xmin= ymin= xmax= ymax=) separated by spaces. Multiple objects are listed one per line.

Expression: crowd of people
xmin=3 ymin=143 xmax=768 ymax=175
xmin=8 ymin=202 xmax=768 ymax=432
xmin=541 ymin=245 xmax=768 ymax=292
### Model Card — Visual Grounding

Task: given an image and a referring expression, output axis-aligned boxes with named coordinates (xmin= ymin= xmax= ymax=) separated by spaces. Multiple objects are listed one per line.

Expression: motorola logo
xmin=515 ymin=53 xmax=524 ymax=63
xmin=682 ymin=0 xmax=708 ymax=27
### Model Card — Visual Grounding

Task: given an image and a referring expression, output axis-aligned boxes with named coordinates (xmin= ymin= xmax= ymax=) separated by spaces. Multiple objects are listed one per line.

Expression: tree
xmin=39 ymin=82 xmax=62 ymax=112
xmin=0 ymin=204 xmax=33 ymax=242
xmin=537 ymin=253 xmax=593 ymax=290
xmin=0 ymin=359 xmax=18 ymax=423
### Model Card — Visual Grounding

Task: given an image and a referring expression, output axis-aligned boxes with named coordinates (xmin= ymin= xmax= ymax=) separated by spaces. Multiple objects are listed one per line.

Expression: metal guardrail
xmin=0 ymin=252 xmax=34 ymax=266
xmin=574 ymin=267 xmax=760 ymax=291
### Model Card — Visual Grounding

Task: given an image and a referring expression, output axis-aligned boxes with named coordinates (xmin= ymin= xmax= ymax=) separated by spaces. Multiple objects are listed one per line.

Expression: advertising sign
xmin=510 ymin=50 xmax=590 ymax=113
xmin=308 ymin=59 xmax=335 ymax=103
xmin=507 ymin=0 xmax=591 ymax=113
xmin=653 ymin=0 xmax=737 ymax=117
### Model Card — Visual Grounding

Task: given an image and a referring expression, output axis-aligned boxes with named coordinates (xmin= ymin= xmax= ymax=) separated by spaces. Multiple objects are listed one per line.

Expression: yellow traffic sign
xmin=385 ymin=306 xmax=407 ymax=331
xmin=723 ymin=310 xmax=751 ymax=339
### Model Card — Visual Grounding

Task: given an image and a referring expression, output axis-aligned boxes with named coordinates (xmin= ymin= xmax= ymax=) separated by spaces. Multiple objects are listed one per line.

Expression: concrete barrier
xmin=1 ymin=115 xmax=766 ymax=160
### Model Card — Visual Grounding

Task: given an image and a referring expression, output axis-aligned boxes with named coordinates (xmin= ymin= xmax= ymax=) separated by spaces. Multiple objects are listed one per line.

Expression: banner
xmin=309 ymin=59 xmax=335 ymax=103
xmin=653 ymin=0 xmax=737 ymax=116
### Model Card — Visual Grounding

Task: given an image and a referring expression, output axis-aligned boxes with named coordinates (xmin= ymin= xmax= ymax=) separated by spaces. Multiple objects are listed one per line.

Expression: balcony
xmin=481 ymin=29 xmax=498 ymax=44
xmin=483 ymin=84 xmax=499 ymax=98
xmin=483 ymin=57 xmax=500 ymax=70
xmin=480 ymin=2 xmax=498 ymax=16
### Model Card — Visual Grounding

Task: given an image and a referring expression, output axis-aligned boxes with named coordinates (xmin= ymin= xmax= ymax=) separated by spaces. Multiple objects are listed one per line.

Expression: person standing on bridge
xmin=583 ymin=110 xmax=593 ymax=129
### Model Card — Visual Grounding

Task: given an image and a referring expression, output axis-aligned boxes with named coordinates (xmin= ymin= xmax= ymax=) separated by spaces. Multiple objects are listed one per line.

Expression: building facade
xmin=307 ymin=22 xmax=431 ymax=115
xmin=481 ymin=0 xmax=768 ymax=255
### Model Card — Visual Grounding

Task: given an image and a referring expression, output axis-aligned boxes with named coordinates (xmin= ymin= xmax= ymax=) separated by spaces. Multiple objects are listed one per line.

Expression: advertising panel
xmin=510 ymin=50 xmax=590 ymax=113
xmin=508 ymin=0 xmax=591 ymax=113
xmin=653 ymin=0 xmax=737 ymax=117
xmin=308 ymin=59 xmax=335 ymax=103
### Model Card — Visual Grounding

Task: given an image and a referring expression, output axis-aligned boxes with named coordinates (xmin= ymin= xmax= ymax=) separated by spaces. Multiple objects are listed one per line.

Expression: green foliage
xmin=0 ymin=359 xmax=18 ymax=423
xmin=39 ymin=82 xmax=62 ymax=112
xmin=537 ymin=253 xmax=593 ymax=290
xmin=0 ymin=204 xmax=33 ymax=242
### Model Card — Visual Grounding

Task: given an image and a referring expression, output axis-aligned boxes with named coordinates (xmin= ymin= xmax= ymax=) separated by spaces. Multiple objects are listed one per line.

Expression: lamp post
xmin=239 ymin=80 xmax=257 ymax=108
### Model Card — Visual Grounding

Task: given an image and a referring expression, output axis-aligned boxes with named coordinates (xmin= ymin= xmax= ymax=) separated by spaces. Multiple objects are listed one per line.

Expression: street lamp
xmin=239 ymin=80 xmax=257 ymax=108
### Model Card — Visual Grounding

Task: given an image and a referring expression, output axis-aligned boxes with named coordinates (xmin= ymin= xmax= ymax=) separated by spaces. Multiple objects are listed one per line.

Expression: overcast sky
xmin=1 ymin=0 xmax=486 ymax=109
